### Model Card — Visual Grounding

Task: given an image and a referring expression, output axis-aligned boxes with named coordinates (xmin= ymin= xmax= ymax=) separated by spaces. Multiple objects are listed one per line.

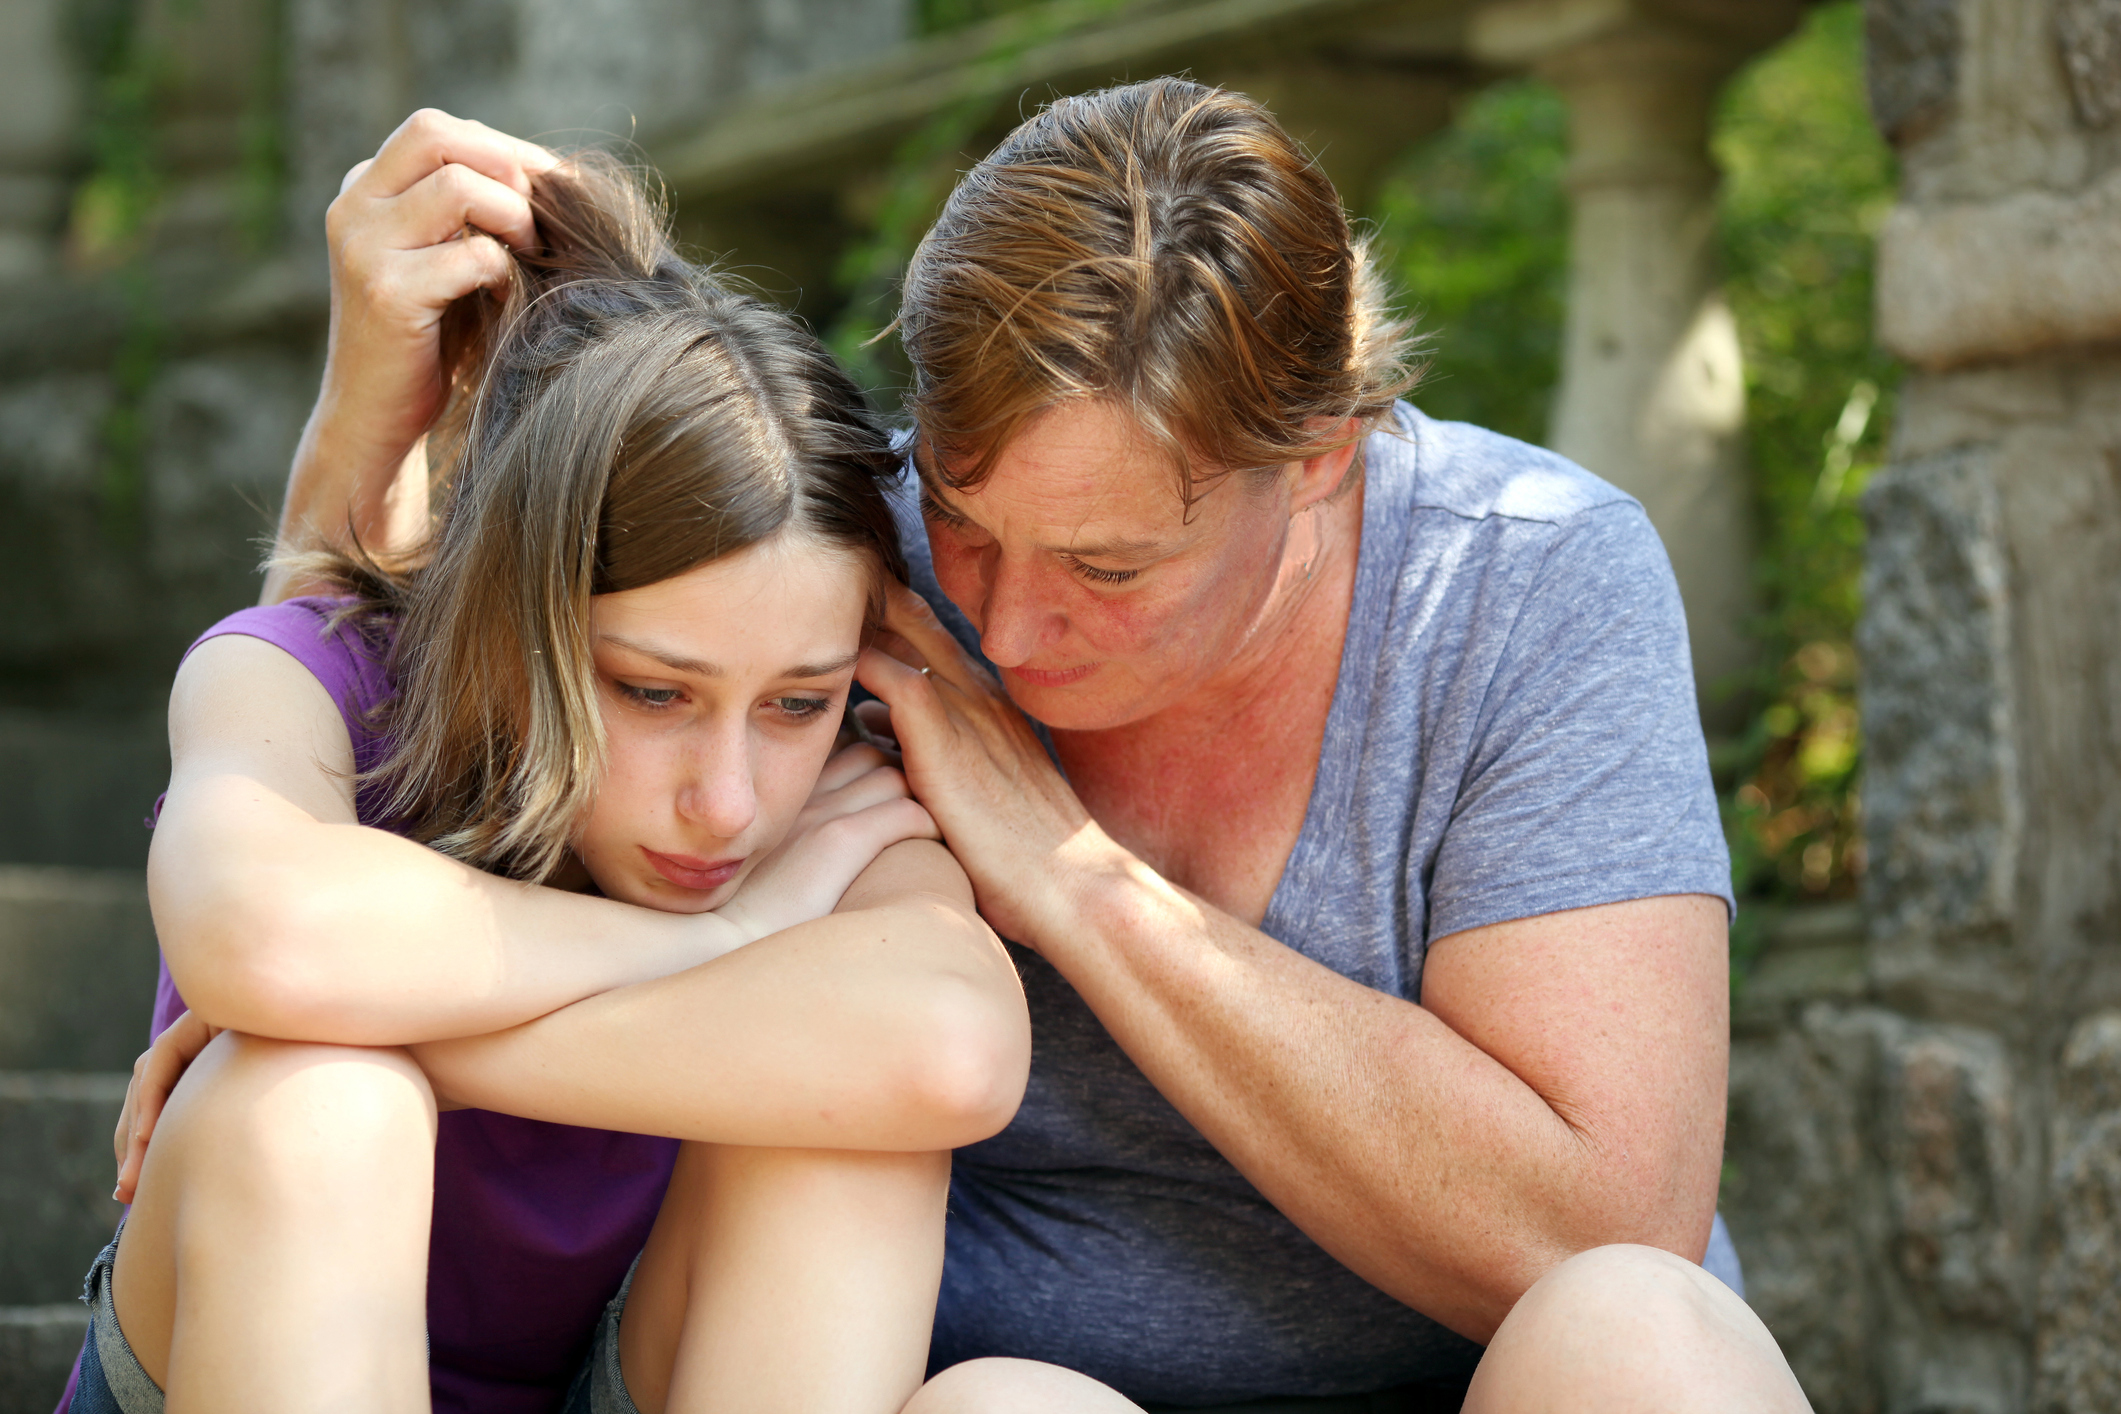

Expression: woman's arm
xmin=858 ymin=589 xmax=1727 ymax=1345
xmin=264 ymin=111 xmax=556 ymax=603
xmin=408 ymin=839 xmax=1030 ymax=1152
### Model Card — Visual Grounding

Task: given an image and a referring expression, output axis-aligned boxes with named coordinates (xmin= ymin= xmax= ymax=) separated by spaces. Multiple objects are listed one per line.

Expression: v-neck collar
xmin=1257 ymin=411 xmax=1420 ymax=945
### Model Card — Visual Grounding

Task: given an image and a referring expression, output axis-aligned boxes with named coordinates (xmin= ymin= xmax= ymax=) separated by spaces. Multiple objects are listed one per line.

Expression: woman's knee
xmin=904 ymin=1359 xmax=1143 ymax=1414
xmin=1468 ymin=1244 xmax=1809 ymax=1414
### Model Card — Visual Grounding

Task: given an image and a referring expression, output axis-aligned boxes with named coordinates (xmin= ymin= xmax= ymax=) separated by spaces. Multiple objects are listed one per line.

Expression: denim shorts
xmin=65 ymin=1229 xmax=642 ymax=1414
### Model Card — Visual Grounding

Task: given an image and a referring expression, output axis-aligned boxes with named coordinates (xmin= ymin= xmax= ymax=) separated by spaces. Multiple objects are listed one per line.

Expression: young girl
xmin=68 ymin=150 xmax=1132 ymax=1414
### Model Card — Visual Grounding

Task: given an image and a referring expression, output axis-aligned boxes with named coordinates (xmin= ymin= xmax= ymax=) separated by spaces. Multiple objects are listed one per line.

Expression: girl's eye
xmin=773 ymin=696 xmax=834 ymax=721
xmin=618 ymin=682 xmax=683 ymax=708
xmin=1063 ymin=557 xmax=1140 ymax=586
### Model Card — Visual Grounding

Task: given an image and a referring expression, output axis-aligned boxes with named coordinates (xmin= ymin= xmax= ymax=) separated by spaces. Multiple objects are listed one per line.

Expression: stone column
xmin=1471 ymin=2 xmax=1795 ymax=735
xmin=1858 ymin=1 xmax=2121 ymax=1408
xmin=0 ymin=0 xmax=80 ymax=281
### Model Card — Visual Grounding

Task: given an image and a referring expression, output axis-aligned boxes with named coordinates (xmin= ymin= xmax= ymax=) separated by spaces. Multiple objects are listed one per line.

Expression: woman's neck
xmin=1049 ymin=481 xmax=1363 ymax=918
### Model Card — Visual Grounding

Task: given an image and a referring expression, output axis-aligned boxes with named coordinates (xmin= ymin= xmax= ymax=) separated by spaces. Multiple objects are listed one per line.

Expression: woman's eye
xmin=618 ymin=682 xmax=683 ymax=708
xmin=773 ymin=696 xmax=833 ymax=721
xmin=1064 ymin=557 xmax=1140 ymax=586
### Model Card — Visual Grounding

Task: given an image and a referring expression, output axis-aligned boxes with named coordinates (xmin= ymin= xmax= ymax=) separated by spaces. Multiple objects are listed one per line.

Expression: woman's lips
xmin=1005 ymin=662 xmax=1100 ymax=688
xmin=640 ymin=848 xmax=745 ymax=892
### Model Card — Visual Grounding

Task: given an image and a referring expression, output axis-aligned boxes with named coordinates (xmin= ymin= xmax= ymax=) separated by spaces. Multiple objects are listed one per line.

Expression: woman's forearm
xmin=410 ymin=844 xmax=1030 ymax=1151
xmin=1022 ymin=831 xmax=1728 ymax=1344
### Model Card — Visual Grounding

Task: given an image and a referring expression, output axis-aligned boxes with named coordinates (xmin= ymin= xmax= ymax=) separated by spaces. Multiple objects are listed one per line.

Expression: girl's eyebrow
xmin=599 ymin=633 xmax=859 ymax=681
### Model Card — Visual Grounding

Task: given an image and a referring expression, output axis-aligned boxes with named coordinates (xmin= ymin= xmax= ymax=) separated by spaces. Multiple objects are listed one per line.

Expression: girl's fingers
xmin=816 ymin=763 xmax=913 ymax=816
xmin=339 ymin=157 xmax=375 ymax=197
xmin=852 ymin=699 xmax=898 ymax=744
xmin=814 ymin=741 xmax=888 ymax=794
xmin=112 ymin=1061 xmax=141 ymax=1170
xmin=359 ymin=110 xmax=557 ymax=221
xmin=381 ymin=161 xmax=542 ymax=253
xmin=390 ymin=229 xmax=517 ymax=304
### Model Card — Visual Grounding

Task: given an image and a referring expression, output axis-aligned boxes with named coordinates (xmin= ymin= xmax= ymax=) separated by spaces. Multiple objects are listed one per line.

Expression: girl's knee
xmin=177 ymin=1033 xmax=436 ymax=1175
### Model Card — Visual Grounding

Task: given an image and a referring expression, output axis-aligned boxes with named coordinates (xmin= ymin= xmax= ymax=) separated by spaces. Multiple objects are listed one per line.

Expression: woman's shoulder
xmin=1371 ymin=403 xmax=1641 ymax=532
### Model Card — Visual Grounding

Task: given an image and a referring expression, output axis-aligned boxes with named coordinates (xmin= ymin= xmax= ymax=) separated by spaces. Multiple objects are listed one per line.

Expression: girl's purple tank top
xmin=138 ymin=599 xmax=678 ymax=1412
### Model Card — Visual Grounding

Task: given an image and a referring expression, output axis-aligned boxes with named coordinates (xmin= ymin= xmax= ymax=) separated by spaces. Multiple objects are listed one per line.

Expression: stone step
xmin=0 ymin=712 xmax=167 ymax=871
xmin=0 ymin=1305 xmax=88 ymax=1414
xmin=0 ymin=867 xmax=159 ymax=1072
xmin=0 ymin=1073 xmax=126 ymax=1307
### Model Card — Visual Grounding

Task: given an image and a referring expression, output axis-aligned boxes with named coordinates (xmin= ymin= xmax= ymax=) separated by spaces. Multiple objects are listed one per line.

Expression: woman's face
xmin=573 ymin=533 xmax=870 ymax=913
xmin=920 ymin=400 xmax=1322 ymax=732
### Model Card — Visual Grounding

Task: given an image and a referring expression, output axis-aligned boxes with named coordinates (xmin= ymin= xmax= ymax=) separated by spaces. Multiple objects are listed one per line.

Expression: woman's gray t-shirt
xmin=891 ymin=405 xmax=1740 ymax=1403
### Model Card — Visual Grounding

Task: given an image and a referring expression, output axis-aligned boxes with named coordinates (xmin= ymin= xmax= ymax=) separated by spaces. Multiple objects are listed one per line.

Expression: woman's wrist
xmin=1010 ymin=821 xmax=1159 ymax=966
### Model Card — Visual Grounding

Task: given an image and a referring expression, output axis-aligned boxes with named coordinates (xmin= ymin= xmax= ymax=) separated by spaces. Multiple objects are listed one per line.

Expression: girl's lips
xmin=1005 ymin=662 xmax=1100 ymax=688
xmin=640 ymin=848 xmax=746 ymax=892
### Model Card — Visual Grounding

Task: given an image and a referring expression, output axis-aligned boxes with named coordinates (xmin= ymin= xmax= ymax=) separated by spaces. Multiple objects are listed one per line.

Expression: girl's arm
xmin=408 ymin=838 xmax=1030 ymax=1152
xmin=153 ymin=632 xmax=929 ymax=1048
xmin=152 ymin=633 xmax=739 ymax=1043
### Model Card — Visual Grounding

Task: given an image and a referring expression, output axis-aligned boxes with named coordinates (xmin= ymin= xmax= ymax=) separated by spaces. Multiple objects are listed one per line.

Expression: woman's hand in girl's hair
xmin=112 ymin=1010 xmax=221 ymax=1204
xmin=714 ymin=741 xmax=941 ymax=943
xmin=268 ymin=111 xmax=557 ymax=600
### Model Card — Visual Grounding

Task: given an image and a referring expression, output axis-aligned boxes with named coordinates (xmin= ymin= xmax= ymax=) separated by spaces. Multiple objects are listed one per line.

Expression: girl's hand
xmin=713 ymin=741 xmax=941 ymax=942
xmin=113 ymin=1010 xmax=222 ymax=1204
xmin=855 ymin=586 xmax=1106 ymax=948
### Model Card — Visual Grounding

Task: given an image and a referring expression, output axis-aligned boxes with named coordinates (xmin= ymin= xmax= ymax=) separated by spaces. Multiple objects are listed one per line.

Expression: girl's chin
xmin=611 ymin=875 xmax=735 ymax=914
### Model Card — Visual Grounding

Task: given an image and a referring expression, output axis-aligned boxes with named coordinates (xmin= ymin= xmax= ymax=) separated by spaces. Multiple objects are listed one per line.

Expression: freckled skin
xmin=573 ymin=536 xmax=871 ymax=915
xmin=920 ymin=401 xmax=1361 ymax=924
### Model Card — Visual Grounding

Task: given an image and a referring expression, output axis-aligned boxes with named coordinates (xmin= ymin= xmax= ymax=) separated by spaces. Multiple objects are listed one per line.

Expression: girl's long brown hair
xmin=298 ymin=153 xmax=905 ymax=882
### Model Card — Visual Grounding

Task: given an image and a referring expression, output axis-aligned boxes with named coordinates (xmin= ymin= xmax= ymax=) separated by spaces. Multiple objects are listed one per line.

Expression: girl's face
xmin=573 ymin=532 xmax=870 ymax=913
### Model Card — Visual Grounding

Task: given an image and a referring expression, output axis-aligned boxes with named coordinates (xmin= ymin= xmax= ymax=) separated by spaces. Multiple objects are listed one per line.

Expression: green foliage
xmin=1370 ymin=2 xmax=1895 ymax=909
xmin=917 ymin=0 xmax=1046 ymax=33
xmin=60 ymin=0 xmax=289 ymax=541
xmin=829 ymin=0 xmax=1130 ymax=395
xmin=1370 ymin=80 xmax=1570 ymax=446
xmin=1715 ymin=1 xmax=1897 ymax=905
xmin=66 ymin=0 xmax=170 ymax=539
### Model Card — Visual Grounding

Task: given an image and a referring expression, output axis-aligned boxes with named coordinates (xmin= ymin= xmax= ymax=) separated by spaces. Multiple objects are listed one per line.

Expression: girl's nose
xmin=675 ymin=723 xmax=759 ymax=840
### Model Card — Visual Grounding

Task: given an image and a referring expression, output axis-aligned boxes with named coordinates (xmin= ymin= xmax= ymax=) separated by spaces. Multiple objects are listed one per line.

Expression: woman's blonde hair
xmin=302 ymin=153 xmax=905 ymax=882
xmin=897 ymin=77 xmax=1421 ymax=502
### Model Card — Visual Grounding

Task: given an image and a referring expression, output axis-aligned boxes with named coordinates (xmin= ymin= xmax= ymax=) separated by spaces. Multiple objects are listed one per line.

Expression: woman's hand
xmin=113 ymin=1010 xmax=221 ymax=1204
xmin=713 ymin=740 xmax=941 ymax=943
xmin=269 ymin=110 xmax=557 ymax=597
xmin=855 ymin=586 xmax=1110 ymax=947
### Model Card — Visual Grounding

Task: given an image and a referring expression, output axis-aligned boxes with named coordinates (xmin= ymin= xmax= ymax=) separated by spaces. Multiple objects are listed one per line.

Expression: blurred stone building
xmin=1 ymin=0 xmax=2116 ymax=1411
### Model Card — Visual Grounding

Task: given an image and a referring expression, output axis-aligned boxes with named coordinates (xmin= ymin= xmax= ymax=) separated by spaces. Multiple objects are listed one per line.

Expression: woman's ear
xmin=1289 ymin=419 xmax=1362 ymax=512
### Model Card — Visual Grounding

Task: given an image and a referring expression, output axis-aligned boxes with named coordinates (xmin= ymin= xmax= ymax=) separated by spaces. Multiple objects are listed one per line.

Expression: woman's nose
xmin=675 ymin=724 xmax=759 ymax=840
xmin=978 ymin=554 xmax=1067 ymax=668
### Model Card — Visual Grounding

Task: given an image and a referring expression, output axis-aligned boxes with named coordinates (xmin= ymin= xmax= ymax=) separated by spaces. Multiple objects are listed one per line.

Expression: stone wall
xmin=1723 ymin=2 xmax=2121 ymax=1410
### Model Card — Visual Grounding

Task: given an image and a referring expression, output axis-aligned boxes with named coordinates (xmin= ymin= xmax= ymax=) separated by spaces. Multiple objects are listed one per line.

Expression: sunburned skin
xmin=917 ymin=400 xmax=1352 ymax=736
xmin=572 ymin=532 xmax=875 ymax=915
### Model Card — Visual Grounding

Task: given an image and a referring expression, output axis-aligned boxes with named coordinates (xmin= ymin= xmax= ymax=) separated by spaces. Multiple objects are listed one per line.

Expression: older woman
xmin=278 ymin=84 xmax=1808 ymax=1413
